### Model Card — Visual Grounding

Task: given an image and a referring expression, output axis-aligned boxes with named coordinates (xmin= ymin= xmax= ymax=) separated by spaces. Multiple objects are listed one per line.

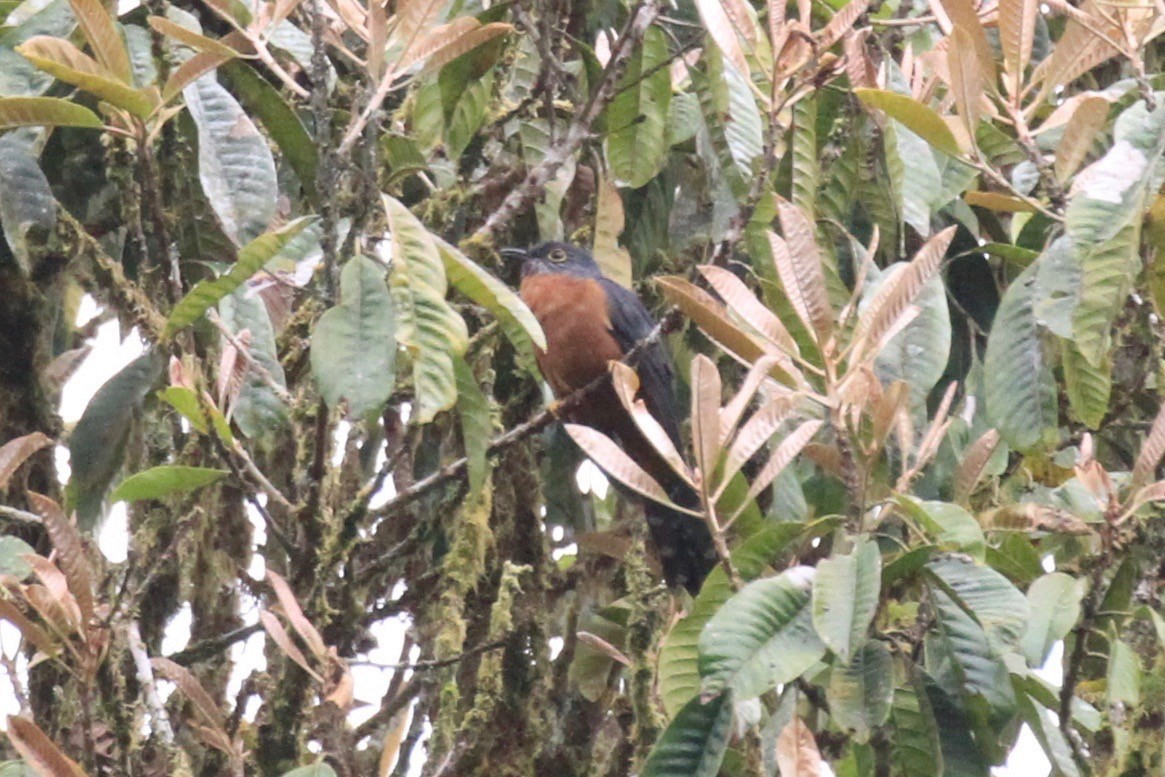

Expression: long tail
xmin=643 ymin=481 xmax=718 ymax=596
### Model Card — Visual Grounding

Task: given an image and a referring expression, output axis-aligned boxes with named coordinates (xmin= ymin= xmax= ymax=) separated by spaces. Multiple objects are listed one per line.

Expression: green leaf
xmin=659 ymin=521 xmax=810 ymax=716
xmin=384 ymin=195 xmax=467 ymax=423
xmin=453 ymin=356 xmax=490 ymax=496
xmin=812 ymin=537 xmax=882 ymax=664
xmin=926 ymin=556 xmax=1029 ymax=650
xmin=65 ymin=0 xmax=132 ymax=83
xmin=890 ymin=662 xmax=944 ymax=776
xmin=164 ymin=217 xmax=313 ymax=338
xmin=1069 ymin=100 xmax=1165 ymax=365
xmin=827 ymin=640 xmax=893 ymax=743
xmin=699 ymin=567 xmax=825 ymax=699
xmin=1016 ymin=693 xmax=1082 ymax=777
xmin=790 ymin=96 xmax=818 ymax=219
xmin=157 ymin=386 xmax=209 ymax=434
xmin=1107 ymin=637 xmax=1140 ymax=706
xmin=109 ymin=465 xmax=227 ymax=503
xmin=0 ymin=96 xmax=102 ymax=129
xmin=640 ymin=691 xmax=733 ymax=777
xmin=1021 ymin=572 xmax=1085 ymax=668
xmin=219 ymin=61 xmax=318 ymax=201
xmin=0 ymin=536 xmax=36 ymax=579
xmin=927 ymin=586 xmax=1016 ymax=716
xmin=1061 ymin=339 xmax=1110 ymax=428
xmin=311 ymin=255 xmax=396 ymax=418
xmin=568 ymin=602 xmax=629 ymax=702
xmin=183 ymin=73 xmax=278 ymax=245
xmin=445 ymin=68 xmax=493 ymax=159
xmin=605 ymin=26 xmax=670 ymax=189
xmin=218 ymin=287 xmax=288 ymax=438
xmin=0 ymin=131 xmax=55 ymax=275
xmin=435 ymin=238 xmax=545 ymax=372
xmin=854 ymin=88 xmax=962 ymax=157
xmin=895 ymin=496 xmax=985 ymax=561
xmin=66 ymin=350 xmax=165 ymax=530
xmin=16 ymin=36 xmax=156 ymax=117
xmin=693 ymin=37 xmax=763 ymax=197
xmin=984 ymin=260 xmax=1058 ymax=452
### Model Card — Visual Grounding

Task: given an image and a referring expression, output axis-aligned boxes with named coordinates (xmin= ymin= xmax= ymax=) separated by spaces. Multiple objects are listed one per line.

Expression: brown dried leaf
xmin=1054 ymin=95 xmax=1109 ymax=182
xmin=397 ymin=20 xmax=512 ymax=78
xmin=939 ymin=0 xmax=997 ymax=85
xmin=1034 ymin=0 xmax=1123 ymax=94
xmin=577 ymin=631 xmax=632 ymax=666
xmin=0 ymin=433 xmax=52 ymax=490
xmin=852 ymin=227 xmax=954 ymax=364
xmin=698 ymin=265 xmax=799 ymax=356
xmin=913 ymin=382 xmax=958 ymax=472
xmin=655 ymin=277 xmax=770 ymax=365
xmin=25 ymin=493 xmax=94 ymax=629
xmin=998 ymin=0 xmax=1037 ymax=98
xmin=985 ymin=504 xmax=1093 ymax=534
xmin=776 ymin=203 xmax=834 ymax=340
xmin=1134 ymin=401 xmax=1165 ymax=489
xmin=843 ymin=28 xmax=876 ymax=88
xmin=151 ymin=657 xmax=228 ymax=734
xmin=69 ymin=0 xmax=133 ymax=83
xmin=690 ymin=355 xmax=723 ymax=485
xmin=259 ymin=609 xmax=323 ymax=682
xmin=575 ymin=531 xmax=634 ymax=560
xmin=6 ymin=715 xmax=87 ymax=777
xmin=367 ymin=0 xmax=387 ymax=79
xmin=695 ymin=0 xmax=752 ymax=76
xmin=0 ymin=600 xmax=60 ymax=657
xmin=720 ymin=355 xmax=791 ymax=444
xmin=564 ymin=424 xmax=686 ymax=512
xmin=719 ymin=396 xmax=794 ymax=496
xmin=869 ymin=380 xmax=909 ymax=452
xmin=265 ymin=570 xmax=327 ymax=659
xmin=594 ymin=176 xmax=633 ymax=289
xmin=740 ymin=419 xmax=823 ymax=510
xmin=378 ymin=704 xmax=412 ymax=776
xmin=947 ymin=26 xmax=984 ymax=141
xmin=817 ymin=0 xmax=870 ymax=50
xmin=953 ymin=428 xmax=1001 ymax=503
xmin=776 ymin=716 xmax=823 ymax=777
xmin=610 ymin=363 xmax=693 ymax=485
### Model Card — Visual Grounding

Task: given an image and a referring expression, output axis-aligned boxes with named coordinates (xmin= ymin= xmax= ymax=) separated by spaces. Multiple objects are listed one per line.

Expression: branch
xmin=166 ymin=622 xmax=264 ymax=666
xmin=127 ymin=621 xmax=176 ymax=747
xmin=368 ymin=311 xmax=681 ymax=519
xmin=468 ymin=0 xmax=663 ymax=245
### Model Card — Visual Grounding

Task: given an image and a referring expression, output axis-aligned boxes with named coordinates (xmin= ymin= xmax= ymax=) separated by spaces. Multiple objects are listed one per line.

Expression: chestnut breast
xmin=520 ymin=274 xmax=624 ymax=397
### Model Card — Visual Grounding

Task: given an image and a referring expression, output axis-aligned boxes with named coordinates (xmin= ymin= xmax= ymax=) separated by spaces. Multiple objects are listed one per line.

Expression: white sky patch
xmin=576 ymin=460 xmax=609 ymax=499
xmin=161 ymin=604 xmax=193 ymax=656
xmin=60 ymin=301 xmax=145 ymax=424
xmin=1070 ymin=140 xmax=1147 ymax=204
xmin=98 ymin=502 xmax=130 ymax=563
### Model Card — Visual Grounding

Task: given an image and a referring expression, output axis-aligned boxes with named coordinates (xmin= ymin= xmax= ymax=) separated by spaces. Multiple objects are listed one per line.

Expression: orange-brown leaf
xmin=1133 ymin=400 xmax=1165 ymax=489
xmin=259 ymin=610 xmax=323 ymax=682
xmin=68 ymin=0 xmax=133 ymax=83
xmin=776 ymin=203 xmax=833 ymax=340
xmin=6 ymin=715 xmax=87 ymax=777
xmin=690 ymin=354 xmax=723 ymax=484
xmin=953 ymin=428 xmax=1000 ymax=503
xmin=655 ymin=276 xmax=769 ymax=364
xmin=817 ymin=0 xmax=869 ymax=50
xmin=1054 ymin=95 xmax=1108 ymax=182
xmin=150 ymin=657 xmax=228 ymax=734
xmin=25 ymin=492 xmax=94 ymax=629
xmin=719 ymin=396 xmax=794 ymax=495
xmin=775 ymin=716 xmax=824 ymax=777
xmin=947 ymin=25 xmax=983 ymax=140
xmin=564 ymin=424 xmax=687 ymax=512
xmin=610 ymin=363 xmax=693 ymax=485
xmin=265 ymin=570 xmax=327 ymax=659
xmin=740 ymin=419 xmax=822 ymax=509
xmin=698 ymin=265 xmax=798 ymax=355
xmin=0 ymin=433 xmax=52 ymax=490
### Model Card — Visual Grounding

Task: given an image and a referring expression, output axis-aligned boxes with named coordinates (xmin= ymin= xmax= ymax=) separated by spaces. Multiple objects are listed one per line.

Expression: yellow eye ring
xmin=548 ymin=248 xmax=568 ymax=263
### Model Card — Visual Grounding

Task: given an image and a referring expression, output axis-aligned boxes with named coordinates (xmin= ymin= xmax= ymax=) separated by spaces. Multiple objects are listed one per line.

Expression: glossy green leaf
xmin=854 ymin=88 xmax=962 ymax=157
xmin=280 ymin=764 xmax=337 ymax=777
xmin=1061 ymin=339 xmax=1110 ymax=428
xmin=699 ymin=567 xmax=824 ymax=699
xmin=926 ymin=556 xmax=1029 ymax=650
xmin=219 ymin=286 xmax=288 ymax=438
xmin=0 ymin=536 xmax=36 ymax=579
xmin=164 ymin=218 xmax=313 ymax=337
xmin=453 ymin=356 xmax=490 ymax=496
xmin=1021 ymin=572 xmax=1085 ymax=667
xmin=640 ymin=690 xmax=733 ymax=777
xmin=66 ymin=350 xmax=165 ymax=530
xmin=826 ymin=640 xmax=893 ymax=743
xmin=890 ymin=662 xmax=944 ymax=776
xmin=436 ymin=238 xmax=544 ymax=371
xmin=693 ymin=36 xmax=763 ymax=197
xmin=384 ymin=195 xmax=467 ymax=423
xmin=311 ymin=255 xmax=396 ymax=418
xmin=1107 ymin=637 xmax=1140 ymax=706
xmin=984 ymin=260 xmax=1058 ymax=451
xmin=0 ymin=96 xmax=101 ymax=129
xmin=110 ymin=465 xmax=227 ymax=503
xmin=927 ymin=586 xmax=1016 ymax=716
xmin=812 ymin=537 xmax=881 ymax=664
xmin=606 ymin=26 xmax=670 ymax=188
xmin=158 ymin=386 xmax=209 ymax=434
xmin=0 ymin=131 xmax=55 ymax=275
xmin=895 ymin=496 xmax=985 ymax=561
xmin=219 ymin=61 xmax=317 ymax=200
xmin=184 ymin=73 xmax=278 ymax=245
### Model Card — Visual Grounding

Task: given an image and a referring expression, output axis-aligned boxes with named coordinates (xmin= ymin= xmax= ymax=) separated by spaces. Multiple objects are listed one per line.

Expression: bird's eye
xmin=548 ymin=248 xmax=568 ymax=263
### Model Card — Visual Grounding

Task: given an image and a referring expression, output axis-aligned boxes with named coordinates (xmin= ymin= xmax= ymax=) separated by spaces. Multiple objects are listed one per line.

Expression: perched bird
xmin=501 ymin=241 xmax=717 ymax=594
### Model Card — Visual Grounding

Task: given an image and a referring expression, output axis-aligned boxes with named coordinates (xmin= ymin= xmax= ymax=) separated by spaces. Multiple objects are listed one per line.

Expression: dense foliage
xmin=0 ymin=0 xmax=1164 ymax=773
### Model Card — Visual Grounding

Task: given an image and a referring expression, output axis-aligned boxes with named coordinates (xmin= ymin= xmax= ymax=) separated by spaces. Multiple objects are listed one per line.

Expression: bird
xmin=500 ymin=241 xmax=717 ymax=595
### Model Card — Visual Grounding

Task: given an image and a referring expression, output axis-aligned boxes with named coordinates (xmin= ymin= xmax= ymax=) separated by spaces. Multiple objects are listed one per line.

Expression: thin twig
xmin=166 ymin=623 xmax=264 ymax=666
xmin=207 ymin=309 xmax=294 ymax=405
xmin=0 ymin=505 xmax=42 ymax=524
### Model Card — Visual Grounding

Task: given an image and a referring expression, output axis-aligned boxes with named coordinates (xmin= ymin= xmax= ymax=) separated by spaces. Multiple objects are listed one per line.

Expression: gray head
xmin=500 ymin=241 xmax=603 ymax=280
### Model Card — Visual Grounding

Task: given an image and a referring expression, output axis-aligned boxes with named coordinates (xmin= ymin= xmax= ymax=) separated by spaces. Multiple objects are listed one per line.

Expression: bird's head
xmin=500 ymin=241 xmax=602 ymax=280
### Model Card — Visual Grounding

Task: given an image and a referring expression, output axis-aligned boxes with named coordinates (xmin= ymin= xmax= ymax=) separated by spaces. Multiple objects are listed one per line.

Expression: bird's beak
xmin=499 ymin=247 xmax=528 ymax=264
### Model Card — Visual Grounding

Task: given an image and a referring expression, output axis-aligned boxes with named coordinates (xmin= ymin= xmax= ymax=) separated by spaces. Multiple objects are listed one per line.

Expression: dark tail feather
xmin=643 ymin=484 xmax=718 ymax=596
